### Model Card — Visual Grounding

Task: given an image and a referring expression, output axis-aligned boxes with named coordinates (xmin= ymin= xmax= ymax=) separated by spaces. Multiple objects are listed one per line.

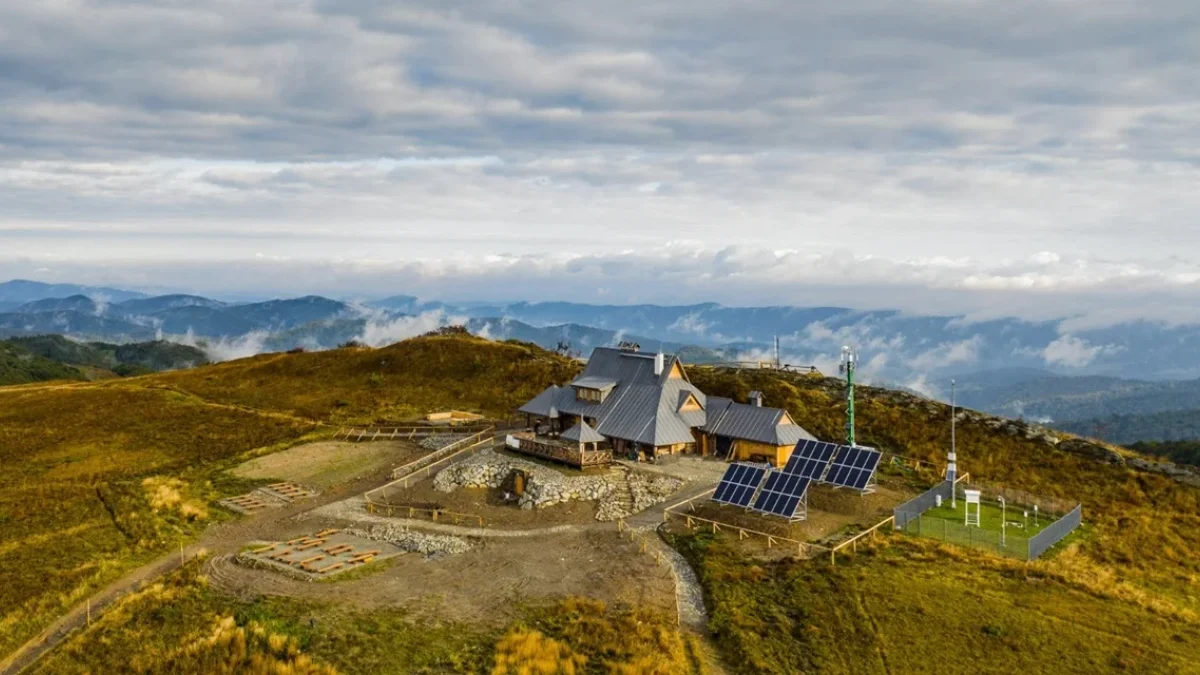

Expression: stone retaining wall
xmin=435 ymin=449 xmax=683 ymax=518
xmin=345 ymin=524 xmax=473 ymax=555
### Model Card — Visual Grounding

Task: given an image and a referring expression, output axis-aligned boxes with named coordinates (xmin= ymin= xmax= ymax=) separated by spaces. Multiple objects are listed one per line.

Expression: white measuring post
xmin=999 ymin=496 xmax=1007 ymax=547
xmin=964 ymin=489 xmax=982 ymax=527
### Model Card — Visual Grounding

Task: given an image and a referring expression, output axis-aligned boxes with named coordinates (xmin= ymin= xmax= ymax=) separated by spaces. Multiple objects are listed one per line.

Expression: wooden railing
xmin=829 ymin=516 xmax=894 ymax=565
xmin=333 ymin=424 xmax=492 ymax=442
xmin=364 ymin=501 xmax=484 ymax=527
xmin=362 ymin=430 xmax=500 ymax=526
xmin=509 ymin=432 xmax=613 ymax=468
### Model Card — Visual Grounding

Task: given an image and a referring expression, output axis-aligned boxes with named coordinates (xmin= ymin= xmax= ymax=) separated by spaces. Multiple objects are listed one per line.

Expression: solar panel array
xmin=782 ymin=440 xmax=839 ymax=479
xmin=750 ymin=470 xmax=811 ymax=519
xmin=824 ymin=445 xmax=882 ymax=490
xmin=711 ymin=463 xmax=767 ymax=508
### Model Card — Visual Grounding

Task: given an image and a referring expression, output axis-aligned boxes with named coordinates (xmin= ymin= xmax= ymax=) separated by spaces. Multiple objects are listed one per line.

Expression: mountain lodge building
xmin=516 ymin=346 xmax=814 ymax=467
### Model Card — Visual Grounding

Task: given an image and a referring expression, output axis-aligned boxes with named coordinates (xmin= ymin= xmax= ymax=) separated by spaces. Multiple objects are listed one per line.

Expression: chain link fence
xmin=893 ymin=481 xmax=1081 ymax=561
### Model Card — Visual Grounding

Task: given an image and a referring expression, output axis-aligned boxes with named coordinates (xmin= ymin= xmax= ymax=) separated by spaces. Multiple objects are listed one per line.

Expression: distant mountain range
xmin=8 ymin=277 xmax=1200 ymax=442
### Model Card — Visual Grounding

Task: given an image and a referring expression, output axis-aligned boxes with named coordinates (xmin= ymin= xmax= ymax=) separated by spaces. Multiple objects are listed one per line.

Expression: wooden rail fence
xmin=661 ymin=490 xmax=829 ymax=558
xmin=332 ymin=424 xmax=492 ymax=442
xmin=829 ymin=516 xmax=894 ymax=565
xmin=363 ymin=429 xmax=499 ymax=526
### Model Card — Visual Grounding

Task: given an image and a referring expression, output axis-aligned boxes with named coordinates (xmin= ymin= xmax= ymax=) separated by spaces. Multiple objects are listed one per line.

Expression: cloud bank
xmin=2 ymin=0 xmax=1200 ymax=323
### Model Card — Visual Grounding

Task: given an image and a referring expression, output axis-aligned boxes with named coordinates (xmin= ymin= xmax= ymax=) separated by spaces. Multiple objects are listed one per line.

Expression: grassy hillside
xmin=688 ymin=367 xmax=1200 ymax=626
xmin=4 ymin=339 xmax=1198 ymax=673
xmin=677 ymin=534 xmax=1199 ymax=674
xmin=0 ymin=335 xmax=577 ymax=658
xmin=0 ymin=341 xmax=83 ymax=385
xmin=33 ymin=564 xmax=705 ymax=675
xmin=152 ymin=334 xmax=579 ymax=423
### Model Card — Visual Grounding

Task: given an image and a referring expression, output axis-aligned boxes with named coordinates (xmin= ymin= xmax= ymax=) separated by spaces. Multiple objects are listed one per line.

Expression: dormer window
xmin=569 ymin=376 xmax=617 ymax=403
xmin=576 ymin=387 xmax=606 ymax=402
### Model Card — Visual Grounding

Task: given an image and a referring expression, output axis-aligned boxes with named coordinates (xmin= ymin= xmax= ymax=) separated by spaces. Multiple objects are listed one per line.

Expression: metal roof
xmin=519 ymin=385 xmax=563 ymax=417
xmin=569 ymin=376 xmax=618 ymax=392
xmin=519 ymin=347 xmax=812 ymax=449
xmin=562 ymin=419 xmax=605 ymax=443
xmin=702 ymin=397 xmax=815 ymax=446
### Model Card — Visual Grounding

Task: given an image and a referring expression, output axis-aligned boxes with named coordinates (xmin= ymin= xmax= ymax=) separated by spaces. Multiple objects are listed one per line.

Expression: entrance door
xmin=715 ymin=436 xmax=733 ymax=459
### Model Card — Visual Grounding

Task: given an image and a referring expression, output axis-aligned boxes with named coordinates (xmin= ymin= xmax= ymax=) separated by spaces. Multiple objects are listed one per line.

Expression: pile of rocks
xmin=420 ymin=434 xmax=469 ymax=451
xmin=628 ymin=472 xmax=683 ymax=513
xmin=345 ymin=524 xmax=473 ymax=555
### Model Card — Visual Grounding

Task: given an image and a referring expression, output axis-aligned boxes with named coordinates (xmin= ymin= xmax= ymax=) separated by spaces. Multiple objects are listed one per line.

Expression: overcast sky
xmin=2 ymin=0 xmax=1199 ymax=319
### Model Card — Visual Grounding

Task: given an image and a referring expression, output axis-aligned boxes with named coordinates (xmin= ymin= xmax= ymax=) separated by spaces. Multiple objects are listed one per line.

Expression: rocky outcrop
xmin=1056 ymin=438 xmax=1126 ymax=465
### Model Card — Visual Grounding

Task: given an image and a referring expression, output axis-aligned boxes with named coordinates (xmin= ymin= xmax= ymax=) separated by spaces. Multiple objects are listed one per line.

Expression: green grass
xmin=903 ymin=500 xmax=1057 ymax=560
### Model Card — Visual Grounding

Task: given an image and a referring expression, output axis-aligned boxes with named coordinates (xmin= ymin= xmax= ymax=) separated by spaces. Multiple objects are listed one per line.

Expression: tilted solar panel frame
xmin=749 ymin=469 xmax=812 ymax=521
xmin=782 ymin=439 xmax=838 ymax=481
xmin=823 ymin=445 xmax=882 ymax=493
xmin=711 ymin=462 xmax=768 ymax=508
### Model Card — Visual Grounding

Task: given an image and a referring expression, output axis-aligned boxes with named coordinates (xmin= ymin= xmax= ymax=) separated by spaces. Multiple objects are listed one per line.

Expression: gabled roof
xmin=562 ymin=419 xmax=605 ymax=443
xmin=702 ymin=397 xmax=815 ymax=446
xmin=519 ymin=347 xmax=707 ymax=447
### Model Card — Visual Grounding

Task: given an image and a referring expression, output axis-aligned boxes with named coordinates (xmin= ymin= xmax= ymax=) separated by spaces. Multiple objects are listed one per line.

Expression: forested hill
xmin=0 ymin=341 xmax=83 ymax=385
xmin=0 ymin=335 xmax=208 ymax=382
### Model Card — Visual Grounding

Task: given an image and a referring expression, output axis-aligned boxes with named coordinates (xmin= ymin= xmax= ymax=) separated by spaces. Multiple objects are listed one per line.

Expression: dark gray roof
xmin=518 ymin=347 xmax=707 ymax=447
xmin=518 ymin=385 xmax=563 ymax=417
xmin=562 ymin=420 xmax=605 ymax=443
xmin=702 ymin=397 xmax=815 ymax=446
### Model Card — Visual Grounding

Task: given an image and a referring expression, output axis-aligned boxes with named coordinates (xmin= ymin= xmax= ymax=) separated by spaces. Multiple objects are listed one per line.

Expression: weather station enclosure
xmin=893 ymin=481 xmax=1082 ymax=561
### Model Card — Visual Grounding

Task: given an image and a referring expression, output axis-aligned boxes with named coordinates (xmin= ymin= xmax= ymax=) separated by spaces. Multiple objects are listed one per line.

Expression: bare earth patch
xmin=207 ymin=526 xmax=676 ymax=625
xmin=231 ymin=440 xmax=426 ymax=489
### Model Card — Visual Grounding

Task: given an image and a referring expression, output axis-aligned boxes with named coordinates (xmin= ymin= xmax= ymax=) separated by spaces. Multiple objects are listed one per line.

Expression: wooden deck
xmin=509 ymin=432 xmax=613 ymax=468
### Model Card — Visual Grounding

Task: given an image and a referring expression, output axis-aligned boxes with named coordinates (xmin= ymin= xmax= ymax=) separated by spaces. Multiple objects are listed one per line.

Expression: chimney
xmin=749 ymin=391 xmax=764 ymax=407
xmin=654 ymin=351 xmax=664 ymax=376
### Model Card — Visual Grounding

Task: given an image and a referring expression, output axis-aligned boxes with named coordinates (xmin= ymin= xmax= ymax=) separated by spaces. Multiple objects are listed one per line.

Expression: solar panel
xmin=711 ymin=463 xmax=767 ymax=508
xmin=823 ymin=445 xmax=882 ymax=490
xmin=782 ymin=439 xmax=838 ymax=480
xmin=750 ymin=469 xmax=811 ymax=519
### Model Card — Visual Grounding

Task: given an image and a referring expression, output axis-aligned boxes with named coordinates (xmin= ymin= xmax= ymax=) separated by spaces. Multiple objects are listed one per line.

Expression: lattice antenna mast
xmin=949 ymin=379 xmax=958 ymax=508
xmin=839 ymin=346 xmax=857 ymax=447
xmin=774 ymin=335 xmax=781 ymax=369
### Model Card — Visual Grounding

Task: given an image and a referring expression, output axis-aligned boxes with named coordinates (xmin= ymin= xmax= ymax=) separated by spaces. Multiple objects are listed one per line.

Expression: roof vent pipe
xmin=654 ymin=351 xmax=664 ymax=376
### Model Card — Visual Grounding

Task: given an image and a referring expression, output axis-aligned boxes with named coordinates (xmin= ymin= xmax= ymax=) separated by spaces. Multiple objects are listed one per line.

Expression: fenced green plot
xmin=904 ymin=500 xmax=1046 ymax=560
xmin=894 ymin=481 xmax=1082 ymax=561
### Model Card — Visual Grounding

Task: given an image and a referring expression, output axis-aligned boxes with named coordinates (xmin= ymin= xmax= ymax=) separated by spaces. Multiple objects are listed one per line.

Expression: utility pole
xmin=949 ymin=379 xmax=957 ymax=508
xmin=839 ymin=346 xmax=857 ymax=446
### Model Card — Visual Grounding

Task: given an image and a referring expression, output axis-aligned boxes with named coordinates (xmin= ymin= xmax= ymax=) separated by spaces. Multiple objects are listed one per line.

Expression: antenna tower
xmin=774 ymin=335 xmax=781 ymax=369
xmin=839 ymin=346 xmax=857 ymax=446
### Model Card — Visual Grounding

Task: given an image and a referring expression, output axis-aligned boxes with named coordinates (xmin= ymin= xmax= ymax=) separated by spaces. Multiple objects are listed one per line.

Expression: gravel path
xmin=625 ymin=525 xmax=708 ymax=630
